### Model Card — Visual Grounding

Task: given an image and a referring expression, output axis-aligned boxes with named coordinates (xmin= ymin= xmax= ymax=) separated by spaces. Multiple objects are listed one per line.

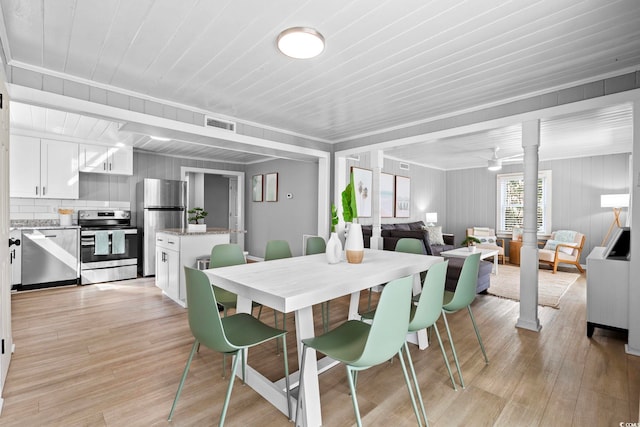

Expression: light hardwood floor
xmin=1 ymin=272 xmax=638 ymax=426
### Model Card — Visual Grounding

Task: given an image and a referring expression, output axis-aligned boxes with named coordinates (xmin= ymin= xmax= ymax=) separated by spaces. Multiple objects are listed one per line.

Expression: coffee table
xmin=440 ymin=247 xmax=500 ymax=275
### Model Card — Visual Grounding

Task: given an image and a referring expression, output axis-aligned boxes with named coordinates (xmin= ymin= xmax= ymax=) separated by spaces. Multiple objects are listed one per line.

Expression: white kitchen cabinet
xmin=79 ymin=144 xmax=133 ymax=175
xmin=155 ymin=233 xmax=180 ymax=301
xmin=10 ymin=135 xmax=79 ymax=199
xmin=155 ymin=230 xmax=230 ymax=307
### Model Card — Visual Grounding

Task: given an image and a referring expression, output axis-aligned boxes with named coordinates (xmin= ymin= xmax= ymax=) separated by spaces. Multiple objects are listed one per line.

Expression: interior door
xmin=0 ymin=80 xmax=13 ymax=404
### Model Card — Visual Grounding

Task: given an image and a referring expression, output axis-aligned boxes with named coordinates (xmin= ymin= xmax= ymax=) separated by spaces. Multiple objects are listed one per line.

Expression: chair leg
xmin=433 ymin=322 xmax=457 ymax=390
xmin=345 ymin=366 xmax=364 ymax=427
xmin=219 ymin=350 xmax=241 ymax=426
xmin=168 ymin=340 xmax=199 ymax=421
xmin=402 ymin=343 xmax=428 ymax=426
xmin=441 ymin=311 xmax=465 ymax=388
xmin=467 ymin=306 xmax=489 ymax=364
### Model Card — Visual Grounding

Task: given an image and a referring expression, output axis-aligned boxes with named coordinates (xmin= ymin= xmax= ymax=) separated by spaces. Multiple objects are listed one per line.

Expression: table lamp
xmin=426 ymin=212 xmax=438 ymax=226
xmin=600 ymin=193 xmax=629 ymax=246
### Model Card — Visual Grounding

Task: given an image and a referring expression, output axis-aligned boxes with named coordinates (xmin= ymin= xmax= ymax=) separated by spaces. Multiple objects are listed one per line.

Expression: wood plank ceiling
xmin=1 ymin=0 xmax=639 ymax=168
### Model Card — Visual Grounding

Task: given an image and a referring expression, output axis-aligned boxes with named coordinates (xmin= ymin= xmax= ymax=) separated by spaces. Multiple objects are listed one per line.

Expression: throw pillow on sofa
xmin=424 ymin=225 xmax=444 ymax=245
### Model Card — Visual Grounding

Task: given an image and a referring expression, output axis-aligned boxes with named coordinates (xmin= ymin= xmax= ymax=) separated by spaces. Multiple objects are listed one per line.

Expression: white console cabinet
xmin=586 ymin=246 xmax=629 ymax=337
xmin=155 ymin=230 xmax=230 ymax=307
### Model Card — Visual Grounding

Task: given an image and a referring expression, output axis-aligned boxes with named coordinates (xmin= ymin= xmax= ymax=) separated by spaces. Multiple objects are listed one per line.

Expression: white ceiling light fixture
xmin=277 ymin=27 xmax=325 ymax=59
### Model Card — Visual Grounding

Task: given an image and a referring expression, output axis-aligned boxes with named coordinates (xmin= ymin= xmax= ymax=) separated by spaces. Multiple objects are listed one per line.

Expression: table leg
xmin=493 ymin=254 xmax=498 ymax=275
xmin=295 ymin=306 xmax=322 ymax=426
xmin=348 ymin=291 xmax=361 ymax=320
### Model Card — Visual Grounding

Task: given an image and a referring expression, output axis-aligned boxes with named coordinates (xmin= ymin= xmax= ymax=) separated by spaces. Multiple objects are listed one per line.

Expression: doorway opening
xmin=181 ymin=167 xmax=245 ymax=250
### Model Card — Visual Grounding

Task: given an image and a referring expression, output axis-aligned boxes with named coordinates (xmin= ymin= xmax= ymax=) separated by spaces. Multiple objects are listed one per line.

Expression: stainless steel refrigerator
xmin=141 ymin=178 xmax=187 ymax=276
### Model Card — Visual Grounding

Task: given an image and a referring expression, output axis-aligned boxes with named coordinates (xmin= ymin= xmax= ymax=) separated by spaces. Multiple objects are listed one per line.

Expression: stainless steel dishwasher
xmin=21 ymin=228 xmax=80 ymax=289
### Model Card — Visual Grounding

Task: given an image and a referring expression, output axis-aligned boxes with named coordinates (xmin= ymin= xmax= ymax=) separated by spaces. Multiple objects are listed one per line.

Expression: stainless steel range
xmin=78 ymin=210 xmax=138 ymax=284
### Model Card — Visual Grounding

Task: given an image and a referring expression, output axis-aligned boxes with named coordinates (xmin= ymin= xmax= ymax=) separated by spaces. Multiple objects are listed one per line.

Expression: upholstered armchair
xmin=465 ymin=227 xmax=505 ymax=264
xmin=538 ymin=230 xmax=585 ymax=274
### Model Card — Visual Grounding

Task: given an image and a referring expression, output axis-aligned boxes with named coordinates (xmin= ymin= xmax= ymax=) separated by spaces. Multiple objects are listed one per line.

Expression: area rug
xmin=487 ymin=264 xmax=580 ymax=308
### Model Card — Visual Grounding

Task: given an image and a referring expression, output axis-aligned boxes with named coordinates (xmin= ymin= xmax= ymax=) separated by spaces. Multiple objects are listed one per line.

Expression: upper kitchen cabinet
xmin=10 ymin=135 xmax=79 ymax=199
xmin=79 ymin=144 xmax=133 ymax=175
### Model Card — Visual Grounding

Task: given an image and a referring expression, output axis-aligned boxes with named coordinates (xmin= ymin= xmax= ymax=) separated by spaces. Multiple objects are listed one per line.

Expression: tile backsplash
xmin=10 ymin=198 xmax=131 ymax=224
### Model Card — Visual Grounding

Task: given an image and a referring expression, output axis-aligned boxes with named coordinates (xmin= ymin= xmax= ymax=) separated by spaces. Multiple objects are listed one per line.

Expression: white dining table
xmin=203 ymin=248 xmax=443 ymax=427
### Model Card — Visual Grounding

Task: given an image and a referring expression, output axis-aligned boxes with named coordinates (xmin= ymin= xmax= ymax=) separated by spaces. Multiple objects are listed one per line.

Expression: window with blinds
xmin=496 ymin=171 xmax=551 ymax=235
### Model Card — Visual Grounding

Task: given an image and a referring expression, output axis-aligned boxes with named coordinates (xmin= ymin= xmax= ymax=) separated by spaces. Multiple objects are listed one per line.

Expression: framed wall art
xmin=265 ymin=172 xmax=278 ymax=202
xmin=380 ymin=172 xmax=395 ymax=217
xmin=395 ymin=175 xmax=411 ymax=218
xmin=252 ymin=174 xmax=263 ymax=202
xmin=351 ymin=166 xmax=372 ymax=217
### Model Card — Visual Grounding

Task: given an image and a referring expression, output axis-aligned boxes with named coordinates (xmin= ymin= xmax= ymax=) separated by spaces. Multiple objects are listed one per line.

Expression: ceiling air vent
xmin=204 ymin=116 xmax=236 ymax=132
xmin=399 ymin=162 xmax=410 ymax=170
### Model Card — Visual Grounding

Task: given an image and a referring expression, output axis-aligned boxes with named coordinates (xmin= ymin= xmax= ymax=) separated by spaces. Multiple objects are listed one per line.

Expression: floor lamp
xmin=600 ymin=193 xmax=629 ymax=246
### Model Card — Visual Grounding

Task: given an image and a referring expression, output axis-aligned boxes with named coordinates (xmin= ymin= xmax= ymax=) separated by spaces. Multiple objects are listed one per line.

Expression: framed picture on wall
xmin=380 ymin=173 xmax=395 ymax=217
xmin=395 ymin=175 xmax=411 ymax=217
xmin=252 ymin=174 xmax=263 ymax=202
xmin=265 ymin=172 xmax=278 ymax=202
xmin=351 ymin=166 xmax=372 ymax=217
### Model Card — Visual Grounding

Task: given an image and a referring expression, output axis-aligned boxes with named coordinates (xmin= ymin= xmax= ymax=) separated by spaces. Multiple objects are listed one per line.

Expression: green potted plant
xmin=342 ymin=173 xmax=364 ymax=263
xmin=461 ymin=235 xmax=481 ymax=252
xmin=187 ymin=207 xmax=208 ymax=232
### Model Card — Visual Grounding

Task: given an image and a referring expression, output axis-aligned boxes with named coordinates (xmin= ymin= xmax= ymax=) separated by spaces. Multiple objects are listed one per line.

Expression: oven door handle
xmin=81 ymin=237 xmax=96 ymax=246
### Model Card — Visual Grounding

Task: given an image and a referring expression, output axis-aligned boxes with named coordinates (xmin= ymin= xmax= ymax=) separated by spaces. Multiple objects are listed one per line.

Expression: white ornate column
xmin=370 ymin=150 xmax=384 ymax=250
xmin=516 ymin=119 xmax=542 ymax=331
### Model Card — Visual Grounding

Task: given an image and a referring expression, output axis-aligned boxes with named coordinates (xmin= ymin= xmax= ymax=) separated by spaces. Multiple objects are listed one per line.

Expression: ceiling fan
xmin=487 ymin=146 xmax=523 ymax=171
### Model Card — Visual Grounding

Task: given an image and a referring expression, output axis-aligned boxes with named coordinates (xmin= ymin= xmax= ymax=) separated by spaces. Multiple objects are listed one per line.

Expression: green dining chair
xmin=305 ymin=236 xmax=326 ymax=255
xmin=264 ymin=240 xmax=292 ymax=351
xmin=399 ymin=259 xmax=455 ymax=426
xmin=295 ymin=276 xmax=422 ymax=427
xmin=440 ymin=252 xmax=488 ymax=389
xmin=304 ymin=236 xmax=331 ymax=333
xmin=210 ymin=243 xmax=263 ymax=376
xmin=360 ymin=260 xmax=456 ymax=424
xmin=210 ymin=243 xmax=262 ymax=319
xmin=169 ymin=267 xmax=291 ymax=424
xmin=395 ymin=237 xmax=424 ymax=254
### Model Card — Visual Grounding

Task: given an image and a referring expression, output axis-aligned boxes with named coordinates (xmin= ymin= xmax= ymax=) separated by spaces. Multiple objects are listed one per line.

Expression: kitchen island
xmin=155 ymin=228 xmax=243 ymax=307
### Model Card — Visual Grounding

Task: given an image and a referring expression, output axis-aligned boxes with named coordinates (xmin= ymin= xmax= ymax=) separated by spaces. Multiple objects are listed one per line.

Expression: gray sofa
xmin=361 ymin=221 xmax=455 ymax=255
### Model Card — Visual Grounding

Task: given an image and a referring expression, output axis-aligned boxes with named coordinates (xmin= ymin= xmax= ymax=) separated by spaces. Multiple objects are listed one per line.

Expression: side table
xmin=509 ymin=240 xmax=523 ymax=265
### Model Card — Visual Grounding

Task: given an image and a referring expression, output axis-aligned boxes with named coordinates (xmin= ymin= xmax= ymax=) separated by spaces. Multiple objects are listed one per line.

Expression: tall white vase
xmin=326 ymin=232 xmax=342 ymax=264
xmin=345 ymin=222 xmax=364 ymax=264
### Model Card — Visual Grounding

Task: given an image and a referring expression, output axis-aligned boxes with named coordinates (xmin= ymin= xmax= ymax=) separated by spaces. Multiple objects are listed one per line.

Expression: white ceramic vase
xmin=345 ymin=222 xmax=364 ymax=264
xmin=326 ymin=232 xmax=342 ymax=264
xmin=468 ymin=245 xmax=477 ymax=253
